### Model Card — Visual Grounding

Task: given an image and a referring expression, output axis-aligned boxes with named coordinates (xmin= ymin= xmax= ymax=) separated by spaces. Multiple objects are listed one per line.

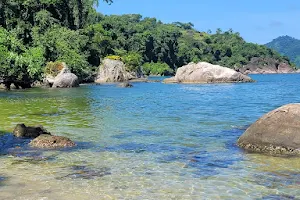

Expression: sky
xmin=97 ymin=0 xmax=300 ymax=44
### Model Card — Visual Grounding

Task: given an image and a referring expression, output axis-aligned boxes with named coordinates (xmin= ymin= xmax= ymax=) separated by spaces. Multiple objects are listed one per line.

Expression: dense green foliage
xmin=142 ymin=62 xmax=174 ymax=76
xmin=0 ymin=0 xmax=291 ymax=89
xmin=265 ymin=36 xmax=300 ymax=67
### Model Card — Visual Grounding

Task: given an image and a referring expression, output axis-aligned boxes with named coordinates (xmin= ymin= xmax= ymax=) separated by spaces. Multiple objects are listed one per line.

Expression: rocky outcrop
xmin=44 ymin=62 xmax=69 ymax=87
xmin=13 ymin=124 xmax=50 ymax=138
xmin=44 ymin=63 xmax=79 ymax=88
xmin=237 ymin=57 xmax=295 ymax=74
xmin=30 ymin=134 xmax=76 ymax=148
xmin=237 ymin=104 xmax=300 ymax=155
xmin=95 ymin=58 xmax=143 ymax=83
xmin=164 ymin=62 xmax=253 ymax=84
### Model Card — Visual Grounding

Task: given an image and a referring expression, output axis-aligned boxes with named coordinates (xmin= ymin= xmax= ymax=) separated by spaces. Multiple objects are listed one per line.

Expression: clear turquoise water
xmin=0 ymin=74 xmax=300 ymax=199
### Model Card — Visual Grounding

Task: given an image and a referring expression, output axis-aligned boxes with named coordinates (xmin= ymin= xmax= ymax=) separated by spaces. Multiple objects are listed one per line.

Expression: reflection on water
xmin=0 ymin=74 xmax=300 ymax=199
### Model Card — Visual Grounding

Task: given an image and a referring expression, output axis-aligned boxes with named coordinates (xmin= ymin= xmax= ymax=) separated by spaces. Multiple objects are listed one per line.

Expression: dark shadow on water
xmin=0 ymin=176 xmax=7 ymax=187
xmin=56 ymin=165 xmax=111 ymax=180
xmin=111 ymin=129 xmax=161 ymax=139
xmin=260 ymin=194 xmax=298 ymax=200
xmin=103 ymin=142 xmax=194 ymax=154
xmin=251 ymin=171 xmax=300 ymax=189
xmin=0 ymin=134 xmax=96 ymax=164
xmin=158 ymin=128 xmax=245 ymax=178
xmin=0 ymin=134 xmax=32 ymax=156
xmin=104 ymin=127 xmax=246 ymax=178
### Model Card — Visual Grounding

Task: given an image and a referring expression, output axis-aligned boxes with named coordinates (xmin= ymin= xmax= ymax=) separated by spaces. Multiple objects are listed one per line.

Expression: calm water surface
xmin=0 ymin=74 xmax=300 ymax=199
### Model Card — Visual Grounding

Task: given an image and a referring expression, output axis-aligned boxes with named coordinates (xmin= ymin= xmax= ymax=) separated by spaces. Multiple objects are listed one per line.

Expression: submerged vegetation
xmin=0 ymin=0 xmax=292 ymax=88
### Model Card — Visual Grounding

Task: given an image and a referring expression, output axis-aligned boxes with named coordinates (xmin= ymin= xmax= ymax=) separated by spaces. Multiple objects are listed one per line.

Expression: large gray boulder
xmin=95 ymin=58 xmax=143 ymax=83
xmin=52 ymin=73 xmax=79 ymax=88
xmin=238 ymin=104 xmax=300 ymax=155
xmin=164 ymin=62 xmax=253 ymax=84
xmin=30 ymin=134 xmax=76 ymax=148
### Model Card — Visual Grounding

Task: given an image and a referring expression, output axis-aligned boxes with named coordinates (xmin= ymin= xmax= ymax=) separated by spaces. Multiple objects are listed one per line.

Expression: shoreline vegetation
xmin=0 ymin=0 xmax=297 ymax=90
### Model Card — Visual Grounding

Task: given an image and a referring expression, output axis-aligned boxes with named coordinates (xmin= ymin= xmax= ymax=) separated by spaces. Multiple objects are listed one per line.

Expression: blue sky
xmin=97 ymin=0 xmax=299 ymax=44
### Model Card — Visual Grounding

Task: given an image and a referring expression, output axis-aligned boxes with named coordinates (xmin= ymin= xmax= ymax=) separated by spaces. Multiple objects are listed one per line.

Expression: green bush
xmin=122 ymin=52 xmax=142 ymax=72
xmin=44 ymin=61 xmax=65 ymax=77
xmin=142 ymin=62 xmax=174 ymax=76
xmin=105 ymin=55 xmax=122 ymax=61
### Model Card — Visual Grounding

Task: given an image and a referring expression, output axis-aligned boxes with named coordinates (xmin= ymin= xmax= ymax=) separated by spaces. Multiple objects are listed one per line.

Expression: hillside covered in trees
xmin=266 ymin=36 xmax=300 ymax=67
xmin=0 ymin=0 xmax=293 ymax=88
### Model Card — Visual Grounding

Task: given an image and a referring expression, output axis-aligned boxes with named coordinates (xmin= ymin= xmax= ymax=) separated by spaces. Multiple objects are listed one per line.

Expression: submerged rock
xmin=58 ymin=166 xmax=111 ymax=180
xmin=30 ymin=134 xmax=76 ymax=148
xmin=118 ymin=82 xmax=133 ymax=88
xmin=95 ymin=58 xmax=143 ymax=83
xmin=164 ymin=62 xmax=254 ymax=84
xmin=13 ymin=124 xmax=50 ymax=138
xmin=237 ymin=104 xmax=300 ymax=155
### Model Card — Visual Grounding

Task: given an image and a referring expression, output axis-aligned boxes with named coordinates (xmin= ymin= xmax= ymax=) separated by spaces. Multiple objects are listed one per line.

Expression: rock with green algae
xmin=238 ymin=104 xmax=300 ymax=156
xmin=30 ymin=134 xmax=76 ymax=149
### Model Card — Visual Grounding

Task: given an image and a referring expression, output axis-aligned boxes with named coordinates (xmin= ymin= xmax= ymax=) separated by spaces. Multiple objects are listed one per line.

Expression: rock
xmin=30 ymin=134 xmax=76 ymax=148
xmin=0 ymin=84 xmax=5 ymax=90
xmin=44 ymin=62 xmax=70 ymax=87
xmin=237 ymin=57 xmax=295 ymax=74
xmin=118 ymin=82 xmax=133 ymax=88
xmin=237 ymin=104 xmax=300 ymax=155
xmin=163 ymin=62 xmax=253 ymax=84
xmin=52 ymin=73 xmax=79 ymax=88
xmin=13 ymin=124 xmax=50 ymax=138
xmin=163 ymin=77 xmax=178 ymax=83
xmin=95 ymin=58 xmax=144 ymax=83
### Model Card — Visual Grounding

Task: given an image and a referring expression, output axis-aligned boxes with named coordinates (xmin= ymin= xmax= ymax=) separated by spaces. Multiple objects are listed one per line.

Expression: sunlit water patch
xmin=0 ymin=74 xmax=300 ymax=199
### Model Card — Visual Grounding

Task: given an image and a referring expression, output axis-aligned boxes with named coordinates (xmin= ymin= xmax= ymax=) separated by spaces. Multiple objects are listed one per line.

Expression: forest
xmin=0 ymin=0 xmax=292 ymax=88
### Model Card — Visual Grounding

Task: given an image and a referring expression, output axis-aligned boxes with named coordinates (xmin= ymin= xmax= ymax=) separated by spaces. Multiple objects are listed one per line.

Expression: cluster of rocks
xmin=13 ymin=124 xmax=75 ymax=149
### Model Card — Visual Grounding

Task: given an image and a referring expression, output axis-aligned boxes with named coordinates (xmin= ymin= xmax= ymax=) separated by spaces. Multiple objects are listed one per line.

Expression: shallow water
xmin=0 ymin=74 xmax=300 ymax=200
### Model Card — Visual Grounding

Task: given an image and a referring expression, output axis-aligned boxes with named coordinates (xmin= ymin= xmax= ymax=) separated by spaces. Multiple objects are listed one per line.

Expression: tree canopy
xmin=0 ymin=0 xmax=292 ymax=89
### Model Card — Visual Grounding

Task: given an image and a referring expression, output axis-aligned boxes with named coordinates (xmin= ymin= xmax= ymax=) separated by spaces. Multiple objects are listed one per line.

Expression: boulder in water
xmin=118 ymin=82 xmax=133 ymax=88
xmin=237 ymin=104 xmax=300 ymax=155
xmin=52 ymin=73 xmax=79 ymax=88
xmin=44 ymin=62 xmax=79 ymax=88
xmin=13 ymin=124 xmax=50 ymax=138
xmin=30 ymin=134 xmax=76 ymax=148
xmin=164 ymin=62 xmax=253 ymax=84
xmin=95 ymin=58 xmax=143 ymax=83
